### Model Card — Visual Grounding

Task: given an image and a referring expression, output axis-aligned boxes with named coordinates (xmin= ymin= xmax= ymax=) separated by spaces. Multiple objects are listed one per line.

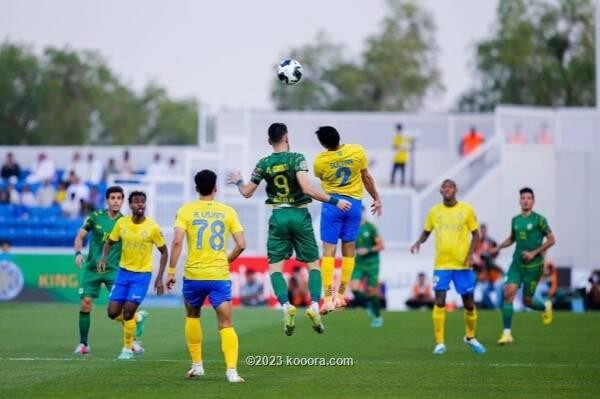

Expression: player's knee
xmin=435 ymin=299 xmax=446 ymax=307
xmin=367 ymin=287 xmax=378 ymax=297
xmin=122 ymin=309 xmax=135 ymax=321
xmin=523 ymin=296 xmax=534 ymax=307
xmin=107 ymin=308 xmax=120 ymax=319
xmin=80 ymin=298 xmax=93 ymax=312
xmin=218 ymin=319 xmax=232 ymax=330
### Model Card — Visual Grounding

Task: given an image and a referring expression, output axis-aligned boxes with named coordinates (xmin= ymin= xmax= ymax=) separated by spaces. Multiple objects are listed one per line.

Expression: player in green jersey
xmin=227 ymin=122 xmax=351 ymax=336
xmin=490 ymin=187 xmax=556 ymax=345
xmin=72 ymin=186 xmax=147 ymax=355
xmin=350 ymin=206 xmax=385 ymax=328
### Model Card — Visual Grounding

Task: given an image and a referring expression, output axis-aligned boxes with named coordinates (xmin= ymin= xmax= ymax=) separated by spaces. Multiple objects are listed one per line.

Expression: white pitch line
xmin=0 ymin=357 xmax=597 ymax=369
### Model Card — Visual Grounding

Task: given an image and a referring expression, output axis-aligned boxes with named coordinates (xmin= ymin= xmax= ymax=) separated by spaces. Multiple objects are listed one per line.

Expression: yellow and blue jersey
xmin=109 ymin=216 xmax=165 ymax=273
xmin=313 ymin=144 xmax=368 ymax=200
xmin=424 ymin=201 xmax=479 ymax=270
xmin=174 ymin=200 xmax=244 ymax=281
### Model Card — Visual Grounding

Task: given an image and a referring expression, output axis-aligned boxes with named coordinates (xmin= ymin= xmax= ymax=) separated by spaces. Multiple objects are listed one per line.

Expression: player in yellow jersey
xmin=99 ymin=191 xmax=168 ymax=360
xmin=163 ymin=170 xmax=246 ymax=383
xmin=313 ymin=126 xmax=382 ymax=313
xmin=410 ymin=179 xmax=486 ymax=355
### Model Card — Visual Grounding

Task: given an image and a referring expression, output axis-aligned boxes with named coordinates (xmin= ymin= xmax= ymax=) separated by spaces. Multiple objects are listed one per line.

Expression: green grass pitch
xmin=1 ymin=303 xmax=598 ymax=398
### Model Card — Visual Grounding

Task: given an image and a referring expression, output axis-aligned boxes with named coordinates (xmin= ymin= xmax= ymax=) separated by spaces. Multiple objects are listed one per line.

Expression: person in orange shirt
xmin=460 ymin=126 xmax=485 ymax=157
xmin=535 ymin=124 xmax=553 ymax=145
xmin=507 ymin=124 xmax=528 ymax=144
xmin=405 ymin=272 xmax=434 ymax=309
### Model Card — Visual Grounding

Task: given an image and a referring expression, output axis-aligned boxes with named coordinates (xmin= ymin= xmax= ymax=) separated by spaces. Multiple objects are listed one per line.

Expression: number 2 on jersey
xmin=194 ymin=219 xmax=225 ymax=250
xmin=336 ymin=167 xmax=351 ymax=187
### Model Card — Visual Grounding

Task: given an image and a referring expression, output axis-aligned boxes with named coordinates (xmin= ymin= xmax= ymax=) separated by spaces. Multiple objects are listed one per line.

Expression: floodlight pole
xmin=596 ymin=0 xmax=600 ymax=109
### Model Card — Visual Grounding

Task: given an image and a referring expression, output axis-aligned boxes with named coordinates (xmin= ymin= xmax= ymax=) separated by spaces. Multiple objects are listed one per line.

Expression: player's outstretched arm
xmin=227 ymin=171 xmax=259 ymax=198
xmin=490 ymin=233 xmax=515 ymax=256
xmin=410 ymin=230 xmax=431 ymax=254
xmin=360 ymin=169 xmax=382 ymax=216
xmin=154 ymin=244 xmax=169 ymax=296
xmin=98 ymin=239 xmax=115 ymax=272
xmin=296 ymin=171 xmax=351 ymax=211
xmin=73 ymin=228 xmax=88 ymax=268
xmin=166 ymin=228 xmax=185 ymax=290
xmin=228 ymin=231 xmax=247 ymax=264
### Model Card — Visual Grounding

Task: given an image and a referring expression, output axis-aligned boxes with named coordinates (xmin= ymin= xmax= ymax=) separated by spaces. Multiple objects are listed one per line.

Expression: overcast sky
xmin=0 ymin=0 xmax=497 ymax=111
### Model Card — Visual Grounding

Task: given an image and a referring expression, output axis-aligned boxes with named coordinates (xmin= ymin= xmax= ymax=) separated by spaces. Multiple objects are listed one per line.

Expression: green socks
xmin=368 ymin=295 xmax=381 ymax=318
xmin=79 ymin=311 xmax=90 ymax=345
xmin=308 ymin=269 xmax=322 ymax=302
xmin=270 ymin=272 xmax=289 ymax=305
xmin=502 ymin=303 xmax=513 ymax=329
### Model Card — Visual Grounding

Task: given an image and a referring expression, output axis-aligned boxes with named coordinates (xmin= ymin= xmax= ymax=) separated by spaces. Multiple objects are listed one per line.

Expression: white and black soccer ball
xmin=277 ymin=59 xmax=303 ymax=85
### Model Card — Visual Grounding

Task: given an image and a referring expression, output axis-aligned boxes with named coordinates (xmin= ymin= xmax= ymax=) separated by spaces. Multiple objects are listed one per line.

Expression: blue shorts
xmin=183 ymin=279 xmax=232 ymax=309
xmin=433 ymin=269 xmax=476 ymax=295
xmin=109 ymin=268 xmax=152 ymax=304
xmin=320 ymin=195 xmax=362 ymax=244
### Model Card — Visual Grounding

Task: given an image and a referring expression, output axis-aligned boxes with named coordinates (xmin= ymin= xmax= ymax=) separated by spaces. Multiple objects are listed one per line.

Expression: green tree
xmin=270 ymin=0 xmax=442 ymax=111
xmin=459 ymin=0 xmax=596 ymax=111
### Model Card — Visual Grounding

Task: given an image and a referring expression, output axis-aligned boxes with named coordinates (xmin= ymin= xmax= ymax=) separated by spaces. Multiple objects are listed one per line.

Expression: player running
xmin=227 ymin=122 xmax=351 ymax=336
xmin=350 ymin=206 xmax=385 ymax=328
xmin=313 ymin=126 xmax=382 ymax=313
xmin=99 ymin=191 xmax=168 ymax=360
xmin=163 ymin=170 xmax=246 ymax=383
xmin=410 ymin=179 xmax=486 ymax=355
xmin=490 ymin=187 xmax=556 ymax=345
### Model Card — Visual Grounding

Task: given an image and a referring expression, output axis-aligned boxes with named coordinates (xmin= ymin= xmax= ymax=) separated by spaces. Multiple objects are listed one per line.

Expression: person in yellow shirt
xmin=314 ymin=126 xmax=382 ymax=313
xmin=99 ymin=191 xmax=168 ymax=360
xmin=391 ymin=124 xmax=411 ymax=186
xmin=410 ymin=179 xmax=486 ymax=355
xmin=163 ymin=170 xmax=246 ymax=383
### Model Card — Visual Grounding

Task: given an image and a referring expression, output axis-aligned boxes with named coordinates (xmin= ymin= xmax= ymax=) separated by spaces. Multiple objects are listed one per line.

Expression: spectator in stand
xmin=587 ymin=271 xmax=600 ymax=310
xmin=86 ymin=152 xmax=104 ymax=184
xmin=61 ymin=192 xmax=81 ymax=219
xmin=0 ymin=187 xmax=9 ymax=204
xmin=167 ymin=157 xmax=180 ymax=174
xmin=7 ymin=183 xmax=20 ymax=205
xmin=240 ymin=269 xmax=266 ymax=306
xmin=535 ymin=124 xmax=553 ymax=145
xmin=391 ymin=123 xmax=411 ymax=186
xmin=104 ymin=158 xmax=118 ymax=181
xmin=288 ymin=266 xmax=310 ymax=307
xmin=26 ymin=152 xmax=56 ymax=184
xmin=405 ymin=272 xmax=434 ymax=309
xmin=66 ymin=175 xmax=90 ymax=206
xmin=146 ymin=153 xmax=167 ymax=177
xmin=120 ymin=150 xmax=135 ymax=175
xmin=460 ymin=126 xmax=485 ymax=157
xmin=55 ymin=182 xmax=67 ymax=205
xmin=88 ymin=186 xmax=103 ymax=211
xmin=0 ymin=240 xmax=13 ymax=261
xmin=1 ymin=152 xmax=21 ymax=182
xmin=507 ymin=124 xmax=528 ymax=144
xmin=63 ymin=152 xmax=87 ymax=182
xmin=20 ymin=184 xmax=37 ymax=208
xmin=36 ymin=180 xmax=56 ymax=208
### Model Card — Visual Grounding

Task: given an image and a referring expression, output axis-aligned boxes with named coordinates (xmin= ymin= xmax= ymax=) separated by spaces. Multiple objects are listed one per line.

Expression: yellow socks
xmin=464 ymin=308 xmax=477 ymax=339
xmin=220 ymin=327 xmax=239 ymax=370
xmin=123 ymin=318 xmax=136 ymax=350
xmin=321 ymin=257 xmax=335 ymax=302
xmin=432 ymin=305 xmax=446 ymax=344
xmin=338 ymin=256 xmax=355 ymax=297
xmin=185 ymin=317 xmax=203 ymax=364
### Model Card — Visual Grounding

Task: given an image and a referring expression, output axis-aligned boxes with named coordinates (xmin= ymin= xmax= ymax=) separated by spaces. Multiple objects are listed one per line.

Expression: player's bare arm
xmin=154 ymin=244 xmax=169 ymax=295
xmin=465 ymin=229 xmax=480 ymax=266
xmin=522 ymin=231 xmax=556 ymax=263
xmin=296 ymin=170 xmax=351 ymax=211
xmin=357 ymin=233 xmax=384 ymax=256
xmin=360 ymin=168 xmax=382 ymax=216
xmin=98 ymin=239 xmax=116 ymax=272
xmin=228 ymin=231 xmax=247 ymax=264
xmin=74 ymin=228 xmax=88 ymax=268
xmin=166 ymin=227 xmax=185 ymax=290
xmin=490 ymin=231 xmax=515 ymax=256
xmin=410 ymin=230 xmax=431 ymax=254
xmin=227 ymin=171 xmax=259 ymax=198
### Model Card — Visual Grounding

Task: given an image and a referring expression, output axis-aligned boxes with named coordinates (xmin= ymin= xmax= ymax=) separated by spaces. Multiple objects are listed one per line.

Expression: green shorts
xmin=505 ymin=261 xmax=543 ymax=298
xmin=267 ymin=207 xmax=319 ymax=264
xmin=79 ymin=267 xmax=117 ymax=299
xmin=351 ymin=263 xmax=379 ymax=288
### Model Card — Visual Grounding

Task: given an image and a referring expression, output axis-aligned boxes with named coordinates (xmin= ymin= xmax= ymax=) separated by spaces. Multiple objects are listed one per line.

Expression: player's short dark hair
xmin=195 ymin=169 xmax=217 ymax=196
xmin=520 ymin=187 xmax=534 ymax=198
xmin=268 ymin=123 xmax=288 ymax=144
xmin=441 ymin=179 xmax=457 ymax=188
xmin=396 ymin=123 xmax=403 ymax=131
xmin=105 ymin=185 xmax=124 ymax=199
xmin=128 ymin=191 xmax=146 ymax=203
xmin=315 ymin=126 xmax=340 ymax=150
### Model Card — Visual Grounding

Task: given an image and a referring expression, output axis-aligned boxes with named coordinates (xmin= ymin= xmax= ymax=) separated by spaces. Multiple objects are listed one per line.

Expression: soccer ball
xmin=277 ymin=59 xmax=303 ymax=85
